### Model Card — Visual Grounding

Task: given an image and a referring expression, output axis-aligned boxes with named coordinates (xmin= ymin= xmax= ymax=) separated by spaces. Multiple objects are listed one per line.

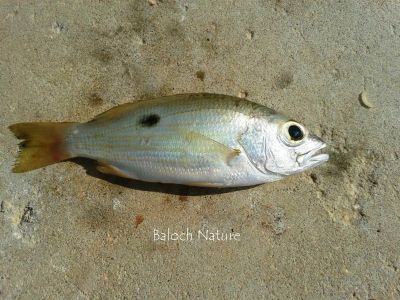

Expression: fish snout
xmin=296 ymin=135 xmax=329 ymax=167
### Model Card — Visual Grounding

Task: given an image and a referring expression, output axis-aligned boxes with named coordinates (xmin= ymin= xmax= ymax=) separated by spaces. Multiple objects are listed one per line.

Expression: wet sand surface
xmin=1 ymin=1 xmax=399 ymax=298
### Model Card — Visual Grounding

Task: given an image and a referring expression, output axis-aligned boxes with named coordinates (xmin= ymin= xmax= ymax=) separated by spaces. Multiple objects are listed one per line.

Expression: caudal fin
xmin=9 ymin=122 xmax=78 ymax=173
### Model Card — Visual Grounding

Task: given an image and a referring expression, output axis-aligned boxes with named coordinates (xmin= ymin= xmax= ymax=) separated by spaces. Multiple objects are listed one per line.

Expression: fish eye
xmin=288 ymin=124 xmax=304 ymax=141
xmin=280 ymin=121 xmax=307 ymax=146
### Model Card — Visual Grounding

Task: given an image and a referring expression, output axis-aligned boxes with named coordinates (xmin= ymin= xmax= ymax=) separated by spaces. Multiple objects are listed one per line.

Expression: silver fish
xmin=9 ymin=94 xmax=329 ymax=187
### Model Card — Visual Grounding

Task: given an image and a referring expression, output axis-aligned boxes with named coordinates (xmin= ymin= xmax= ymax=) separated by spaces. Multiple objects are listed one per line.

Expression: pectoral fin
xmin=175 ymin=128 xmax=241 ymax=165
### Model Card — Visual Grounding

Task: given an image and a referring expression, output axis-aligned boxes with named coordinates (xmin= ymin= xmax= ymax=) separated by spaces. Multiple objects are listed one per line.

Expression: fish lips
xmin=296 ymin=141 xmax=329 ymax=169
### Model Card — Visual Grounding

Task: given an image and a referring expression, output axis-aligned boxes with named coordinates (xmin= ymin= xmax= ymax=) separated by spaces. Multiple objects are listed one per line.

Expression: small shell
xmin=359 ymin=91 xmax=374 ymax=108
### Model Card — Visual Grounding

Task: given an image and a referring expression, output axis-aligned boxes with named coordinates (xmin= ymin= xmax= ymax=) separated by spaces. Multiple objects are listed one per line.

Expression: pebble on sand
xmin=359 ymin=91 xmax=374 ymax=108
xmin=238 ymin=91 xmax=248 ymax=98
xmin=246 ymin=30 xmax=254 ymax=40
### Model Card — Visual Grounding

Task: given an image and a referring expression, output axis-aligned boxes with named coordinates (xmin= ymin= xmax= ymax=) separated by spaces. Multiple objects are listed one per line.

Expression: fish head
xmin=262 ymin=116 xmax=329 ymax=176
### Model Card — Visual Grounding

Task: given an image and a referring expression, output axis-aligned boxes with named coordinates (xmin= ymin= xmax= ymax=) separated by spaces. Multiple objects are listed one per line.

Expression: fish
xmin=9 ymin=93 xmax=329 ymax=187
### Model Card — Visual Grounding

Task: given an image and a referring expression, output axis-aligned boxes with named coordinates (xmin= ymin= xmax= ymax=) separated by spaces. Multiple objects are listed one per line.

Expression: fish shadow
xmin=70 ymin=158 xmax=256 ymax=196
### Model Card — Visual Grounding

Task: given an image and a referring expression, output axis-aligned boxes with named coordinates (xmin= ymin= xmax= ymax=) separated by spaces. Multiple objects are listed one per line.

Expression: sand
xmin=1 ymin=0 xmax=399 ymax=298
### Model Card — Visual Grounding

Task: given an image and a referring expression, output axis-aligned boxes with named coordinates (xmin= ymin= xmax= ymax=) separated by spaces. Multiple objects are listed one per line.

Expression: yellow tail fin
xmin=9 ymin=122 xmax=78 ymax=173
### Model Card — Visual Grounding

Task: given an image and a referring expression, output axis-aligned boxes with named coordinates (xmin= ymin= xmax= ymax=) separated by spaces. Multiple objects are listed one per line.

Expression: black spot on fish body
xmin=139 ymin=114 xmax=160 ymax=127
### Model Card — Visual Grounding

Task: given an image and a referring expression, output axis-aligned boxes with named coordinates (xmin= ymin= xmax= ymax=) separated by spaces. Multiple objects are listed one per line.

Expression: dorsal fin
xmin=88 ymin=101 xmax=146 ymax=123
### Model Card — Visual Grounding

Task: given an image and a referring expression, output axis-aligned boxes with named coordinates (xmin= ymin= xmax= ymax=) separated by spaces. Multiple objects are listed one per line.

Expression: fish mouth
xmin=296 ymin=143 xmax=329 ymax=167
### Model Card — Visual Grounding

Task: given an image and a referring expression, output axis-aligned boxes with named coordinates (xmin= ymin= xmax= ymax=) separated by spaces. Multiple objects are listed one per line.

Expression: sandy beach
xmin=1 ymin=1 xmax=399 ymax=298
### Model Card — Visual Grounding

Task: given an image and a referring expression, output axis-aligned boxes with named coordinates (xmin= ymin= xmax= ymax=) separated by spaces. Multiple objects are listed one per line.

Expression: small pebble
xmin=359 ymin=91 xmax=374 ymax=108
xmin=51 ymin=21 xmax=65 ymax=34
xmin=112 ymin=198 xmax=121 ymax=210
xmin=246 ymin=30 xmax=254 ymax=40
xmin=148 ymin=0 xmax=157 ymax=6
xmin=238 ymin=91 xmax=248 ymax=98
xmin=20 ymin=205 xmax=34 ymax=224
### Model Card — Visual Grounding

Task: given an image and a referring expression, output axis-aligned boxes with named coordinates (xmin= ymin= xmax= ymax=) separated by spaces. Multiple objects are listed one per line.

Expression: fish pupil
xmin=139 ymin=114 xmax=160 ymax=127
xmin=288 ymin=125 xmax=303 ymax=141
